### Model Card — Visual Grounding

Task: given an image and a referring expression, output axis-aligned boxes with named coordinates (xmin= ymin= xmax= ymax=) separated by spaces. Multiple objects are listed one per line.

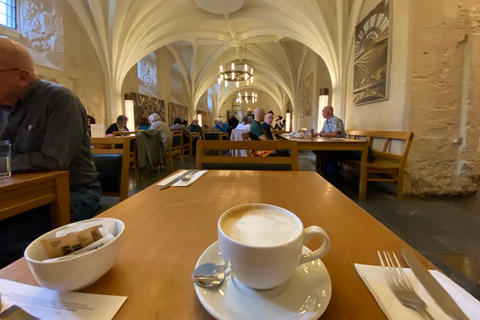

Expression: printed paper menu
xmin=0 ymin=279 xmax=126 ymax=320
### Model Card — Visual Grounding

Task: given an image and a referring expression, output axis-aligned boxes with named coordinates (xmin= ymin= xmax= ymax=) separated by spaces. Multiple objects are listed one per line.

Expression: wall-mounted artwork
xmin=304 ymin=73 xmax=313 ymax=117
xmin=169 ymin=102 xmax=189 ymax=125
xmin=131 ymin=92 xmax=166 ymax=125
xmin=298 ymin=82 xmax=305 ymax=118
xmin=353 ymin=0 xmax=390 ymax=105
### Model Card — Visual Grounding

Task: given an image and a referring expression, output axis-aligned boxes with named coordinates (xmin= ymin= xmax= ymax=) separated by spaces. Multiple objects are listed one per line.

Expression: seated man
xmin=106 ymin=115 xmax=129 ymax=135
xmin=149 ymin=113 xmax=171 ymax=149
xmin=0 ymin=38 xmax=101 ymax=266
xmin=317 ymin=106 xmax=345 ymax=138
xmin=249 ymin=107 xmax=269 ymax=141
xmin=315 ymin=106 xmax=346 ymax=176
xmin=262 ymin=111 xmax=275 ymax=140
xmin=188 ymin=119 xmax=202 ymax=133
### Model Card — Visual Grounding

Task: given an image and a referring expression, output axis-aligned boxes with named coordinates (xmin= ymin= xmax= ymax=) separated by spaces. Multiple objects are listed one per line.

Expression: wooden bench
xmin=341 ymin=130 xmax=414 ymax=199
xmin=196 ymin=140 xmax=298 ymax=171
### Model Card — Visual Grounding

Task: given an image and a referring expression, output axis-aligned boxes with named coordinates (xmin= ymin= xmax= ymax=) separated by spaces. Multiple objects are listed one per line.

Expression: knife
xmin=401 ymin=248 xmax=469 ymax=320
xmin=159 ymin=169 xmax=194 ymax=190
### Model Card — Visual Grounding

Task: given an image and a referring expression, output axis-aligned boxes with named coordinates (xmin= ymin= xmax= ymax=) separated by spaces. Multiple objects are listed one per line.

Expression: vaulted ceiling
xmin=67 ymin=0 xmax=366 ymax=121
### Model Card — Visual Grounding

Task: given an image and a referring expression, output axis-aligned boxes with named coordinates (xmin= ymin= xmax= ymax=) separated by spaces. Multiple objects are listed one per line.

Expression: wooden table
xmin=0 ymin=171 xmax=70 ymax=228
xmin=280 ymin=134 xmax=369 ymax=200
xmin=0 ymin=170 xmax=436 ymax=319
xmin=187 ymin=132 xmax=200 ymax=157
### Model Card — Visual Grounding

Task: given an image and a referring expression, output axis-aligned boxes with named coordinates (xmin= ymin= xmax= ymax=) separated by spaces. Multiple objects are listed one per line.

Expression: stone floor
xmin=100 ymin=151 xmax=480 ymax=300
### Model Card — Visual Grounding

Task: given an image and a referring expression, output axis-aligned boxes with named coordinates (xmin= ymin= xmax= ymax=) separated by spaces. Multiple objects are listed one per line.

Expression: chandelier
xmin=218 ymin=40 xmax=254 ymax=87
xmin=236 ymin=91 xmax=257 ymax=103
xmin=218 ymin=63 xmax=254 ymax=87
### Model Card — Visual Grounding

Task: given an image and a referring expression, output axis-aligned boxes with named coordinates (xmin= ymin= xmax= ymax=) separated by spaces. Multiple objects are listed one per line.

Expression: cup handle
xmin=298 ymin=226 xmax=330 ymax=265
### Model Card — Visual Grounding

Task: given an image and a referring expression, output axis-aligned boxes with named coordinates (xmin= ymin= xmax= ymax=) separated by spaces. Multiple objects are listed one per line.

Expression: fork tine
xmin=392 ymin=251 xmax=415 ymax=292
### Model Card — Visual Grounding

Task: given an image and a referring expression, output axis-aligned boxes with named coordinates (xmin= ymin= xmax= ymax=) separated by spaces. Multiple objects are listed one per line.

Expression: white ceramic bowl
xmin=24 ymin=218 xmax=125 ymax=291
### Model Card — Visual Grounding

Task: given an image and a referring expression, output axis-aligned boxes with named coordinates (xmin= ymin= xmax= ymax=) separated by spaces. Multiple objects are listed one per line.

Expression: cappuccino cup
xmin=218 ymin=203 xmax=330 ymax=289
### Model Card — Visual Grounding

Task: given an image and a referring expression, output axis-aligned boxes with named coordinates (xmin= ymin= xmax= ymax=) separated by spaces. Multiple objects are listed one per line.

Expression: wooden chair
xmin=166 ymin=130 xmax=184 ymax=172
xmin=342 ymin=130 xmax=414 ymax=199
xmin=112 ymin=131 xmax=140 ymax=180
xmin=196 ymin=140 xmax=299 ymax=171
xmin=91 ymin=136 xmax=137 ymax=201
xmin=241 ymin=131 xmax=250 ymax=141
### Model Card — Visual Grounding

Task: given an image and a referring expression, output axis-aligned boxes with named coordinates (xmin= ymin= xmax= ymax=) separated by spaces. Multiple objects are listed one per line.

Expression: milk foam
xmin=222 ymin=208 xmax=300 ymax=247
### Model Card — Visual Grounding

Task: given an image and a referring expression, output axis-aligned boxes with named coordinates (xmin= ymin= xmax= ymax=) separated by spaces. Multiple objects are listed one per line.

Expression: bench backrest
xmin=345 ymin=130 xmax=414 ymax=169
xmin=196 ymin=140 xmax=299 ymax=171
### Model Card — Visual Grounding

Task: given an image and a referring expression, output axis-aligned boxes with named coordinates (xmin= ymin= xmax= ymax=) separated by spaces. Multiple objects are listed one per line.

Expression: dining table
xmin=279 ymin=134 xmax=369 ymax=200
xmin=0 ymin=171 xmax=70 ymax=228
xmin=0 ymin=170 xmax=437 ymax=319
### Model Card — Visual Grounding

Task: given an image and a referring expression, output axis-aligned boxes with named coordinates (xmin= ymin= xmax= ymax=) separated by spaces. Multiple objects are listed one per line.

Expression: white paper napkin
xmin=157 ymin=170 xmax=207 ymax=188
xmin=355 ymin=263 xmax=480 ymax=320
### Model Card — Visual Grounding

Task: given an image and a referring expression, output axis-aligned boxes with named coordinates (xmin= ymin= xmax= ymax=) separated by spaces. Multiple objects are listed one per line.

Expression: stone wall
xmin=407 ymin=0 xmax=480 ymax=195
xmin=0 ymin=1 xmax=106 ymax=123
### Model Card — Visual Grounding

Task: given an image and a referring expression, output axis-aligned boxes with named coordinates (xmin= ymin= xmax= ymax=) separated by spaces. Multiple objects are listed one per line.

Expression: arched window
xmin=0 ymin=0 xmax=16 ymax=29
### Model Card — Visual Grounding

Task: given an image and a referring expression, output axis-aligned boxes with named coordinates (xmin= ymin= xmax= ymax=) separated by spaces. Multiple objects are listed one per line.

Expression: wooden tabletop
xmin=0 ymin=171 xmax=70 ymax=227
xmin=0 ymin=170 xmax=435 ymax=319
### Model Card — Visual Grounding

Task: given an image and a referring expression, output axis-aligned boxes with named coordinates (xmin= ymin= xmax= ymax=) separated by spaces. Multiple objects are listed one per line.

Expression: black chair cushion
xmin=92 ymin=154 xmax=123 ymax=192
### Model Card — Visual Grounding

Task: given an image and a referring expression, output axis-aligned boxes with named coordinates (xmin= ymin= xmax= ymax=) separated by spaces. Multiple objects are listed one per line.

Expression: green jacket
xmin=136 ymin=129 xmax=166 ymax=171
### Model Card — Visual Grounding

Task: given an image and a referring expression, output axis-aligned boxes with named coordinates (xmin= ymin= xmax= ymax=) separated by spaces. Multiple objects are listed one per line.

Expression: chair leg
xmin=397 ymin=172 xmax=404 ymax=200
xmin=170 ymin=155 xmax=174 ymax=173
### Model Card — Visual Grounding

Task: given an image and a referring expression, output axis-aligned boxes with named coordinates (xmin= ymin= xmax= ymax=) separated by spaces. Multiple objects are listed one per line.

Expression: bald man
xmin=0 ymin=38 xmax=101 ymax=265
xmin=318 ymin=106 xmax=345 ymax=138
xmin=249 ymin=107 xmax=269 ymax=140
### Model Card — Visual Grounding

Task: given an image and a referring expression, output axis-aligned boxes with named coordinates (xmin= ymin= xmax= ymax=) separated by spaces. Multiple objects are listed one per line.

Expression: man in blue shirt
xmin=315 ymin=106 xmax=346 ymax=176
xmin=318 ymin=106 xmax=345 ymax=138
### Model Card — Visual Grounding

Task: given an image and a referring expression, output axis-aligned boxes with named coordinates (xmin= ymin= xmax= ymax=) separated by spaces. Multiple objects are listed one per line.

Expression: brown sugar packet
xmin=41 ymin=226 xmax=102 ymax=259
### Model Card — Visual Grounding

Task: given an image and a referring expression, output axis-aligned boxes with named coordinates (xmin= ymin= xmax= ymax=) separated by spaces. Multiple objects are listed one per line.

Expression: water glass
xmin=0 ymin=140 xmax=11 ymax=178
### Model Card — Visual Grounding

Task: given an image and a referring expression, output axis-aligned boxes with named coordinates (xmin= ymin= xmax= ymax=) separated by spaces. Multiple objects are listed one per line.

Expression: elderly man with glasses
xmin=0 ymin=37 xmax=101 ymax=266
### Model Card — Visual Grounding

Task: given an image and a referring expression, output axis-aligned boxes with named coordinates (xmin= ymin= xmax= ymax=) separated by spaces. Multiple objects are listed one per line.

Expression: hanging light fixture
xmin=236 ymin=91 xmax=257 ymax=103
xmin=218 ymin=39 xmax=254 ymax=86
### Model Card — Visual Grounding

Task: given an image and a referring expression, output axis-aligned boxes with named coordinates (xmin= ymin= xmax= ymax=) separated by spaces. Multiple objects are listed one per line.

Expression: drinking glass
xmin=0 ymin=140 xmax=11 ymax=178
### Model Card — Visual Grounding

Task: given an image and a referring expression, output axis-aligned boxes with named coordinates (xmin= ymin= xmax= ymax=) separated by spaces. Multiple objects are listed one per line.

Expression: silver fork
xmin=378 ymin=251 xmax=435 ymax=320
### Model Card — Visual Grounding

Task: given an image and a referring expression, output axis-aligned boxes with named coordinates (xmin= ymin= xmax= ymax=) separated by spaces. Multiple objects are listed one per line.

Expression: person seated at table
xmin=262 ymin=111 xmax=275 ymax=140
xmin=149 ymin=113 xmax=171 ymax=149
xmin=274 ymin=116 xmax=283 ymax=130
xmin=249 ymin=107 xmax=269 ymax=141
xmin=236 ymin=117 xmax=250 ymax=130
xmin=106 ymin=115 xmax=129 ymax=136
xmin=315 ymin=106 xmax=346 ymax=176
xmin=227 ymin=115 xmax=239 ymax=138
xmin=171 ymin=117 xmax=189 ymax=144
xmin=0 ymin=38 xmax=101 ymax=266
xmin=136 ymin=117 xmax=149 ymax=130
xmin=171 ymin=117 xmax=189 ymax=134
xmin=188 ymin=119 xmax=202 ymax=133
xmin=182 ymin=120 xmax=188 ymax=127
xmin=316 ymin=106 xmax=345 ymax=138
xmin=87 ymin=115 xmax=96 ymax=137
xmin=214 ymin=118 xmax=228 ymax=133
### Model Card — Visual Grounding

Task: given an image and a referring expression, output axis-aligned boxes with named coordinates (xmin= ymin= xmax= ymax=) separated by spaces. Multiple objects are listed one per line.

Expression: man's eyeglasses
xmin=0 ymin=68 xmax=20 ymax=72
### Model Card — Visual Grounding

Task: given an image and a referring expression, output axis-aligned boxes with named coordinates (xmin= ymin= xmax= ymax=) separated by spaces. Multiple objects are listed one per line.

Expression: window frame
xmin=0 ymin=0 xmax=17 ymax=30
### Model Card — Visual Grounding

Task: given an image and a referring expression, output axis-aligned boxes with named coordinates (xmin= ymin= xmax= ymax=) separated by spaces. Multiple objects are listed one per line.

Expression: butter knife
xmin=401 ymin=248 xmax=469 ymax=320
xmin=159 ymin=169 xmax=194 ymax=190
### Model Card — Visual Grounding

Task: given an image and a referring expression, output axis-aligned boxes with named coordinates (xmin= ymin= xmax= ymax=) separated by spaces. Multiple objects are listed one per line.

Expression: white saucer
xmin=194 ymin=241 xmax=332 ymax=320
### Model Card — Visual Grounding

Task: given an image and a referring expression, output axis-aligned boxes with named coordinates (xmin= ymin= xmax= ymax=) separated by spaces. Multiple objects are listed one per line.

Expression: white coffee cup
xmin=218 ymin=203 xmax=330 ymax=289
